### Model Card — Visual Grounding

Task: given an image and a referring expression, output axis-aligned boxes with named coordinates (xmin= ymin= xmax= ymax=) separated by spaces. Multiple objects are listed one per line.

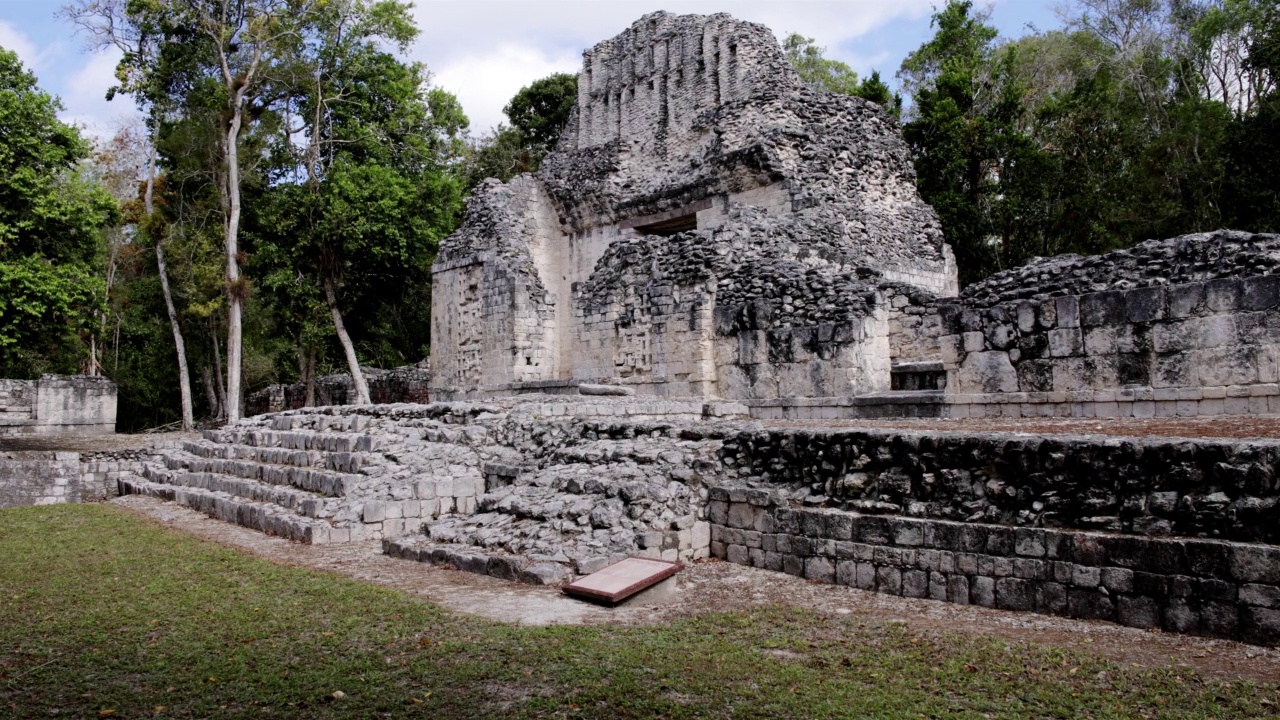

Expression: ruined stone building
xmin=431 ymin=11 xmax=957 ymax=402
xmin=431 ymin=11 xmax=1280 ymax=423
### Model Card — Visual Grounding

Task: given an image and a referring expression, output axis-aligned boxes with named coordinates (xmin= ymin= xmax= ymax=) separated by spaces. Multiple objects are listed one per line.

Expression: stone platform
xmin=116 ymin=398 xmax=1280 ymax=646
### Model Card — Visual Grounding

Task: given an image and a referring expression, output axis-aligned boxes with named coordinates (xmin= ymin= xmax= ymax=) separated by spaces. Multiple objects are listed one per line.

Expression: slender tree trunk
xmin=148 ymin=146 xmax=195 ymax=432
xmin=224 ymin=97 xmax=247 ymax=422
xmin=305 ymin=349 xmax=316 ymax=407
xmin=157 ymin=242 xmax=195 ymax=431
xmin=298 ymin=345 xmax=317 ymax=407
xmin=212 ymin=328 xmax=227 ymax=421
xmin=202 ymin=366 xmax=220 ymax=421
xmin=324 ymin=279 xmax=370 ymax=405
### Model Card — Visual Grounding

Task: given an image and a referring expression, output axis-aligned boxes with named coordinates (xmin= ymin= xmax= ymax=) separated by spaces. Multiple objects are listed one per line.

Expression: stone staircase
xmin=121 ymin=398 xmax=744 ymax=584
xmin=385 ymin=429 xmax=718 ymax=584
xmin=123 ymin=397 xmax=747 ymax=584
xmin=120 ymin=405 xmax=492 ymax=544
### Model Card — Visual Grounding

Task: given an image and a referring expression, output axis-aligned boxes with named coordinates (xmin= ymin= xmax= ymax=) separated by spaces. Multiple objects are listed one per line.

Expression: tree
xmin=249 ymin=0 xmax=460 ymax=405
xmin=1220 ymin=0 xmax=1280 ymax=230
xmin=0 ymin=48 xmax=118 ymax=377
xmin=784 ymin=33 xmax=902 ymax=114
xmin=899 ymin=1 xmax=1027 ymax=283
xmin=504 ymin=72 xmax=577 ymax=151
xmin=463 ymin=73 xmax=578 ymax=189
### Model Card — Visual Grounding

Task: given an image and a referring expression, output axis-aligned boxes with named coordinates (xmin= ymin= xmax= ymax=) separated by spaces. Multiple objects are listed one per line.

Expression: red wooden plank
xmin=563 ymin=557 xmax=682 ymax=604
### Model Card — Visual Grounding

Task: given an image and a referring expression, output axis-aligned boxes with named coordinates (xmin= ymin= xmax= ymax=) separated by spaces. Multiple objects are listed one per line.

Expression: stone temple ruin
xmin=116 ymin=12 xmax=1280 ymax=646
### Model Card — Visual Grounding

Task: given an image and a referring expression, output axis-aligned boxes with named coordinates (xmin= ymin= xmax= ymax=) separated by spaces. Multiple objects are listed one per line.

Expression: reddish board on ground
xmin=563 ymin=557 xmax=682 ymax=604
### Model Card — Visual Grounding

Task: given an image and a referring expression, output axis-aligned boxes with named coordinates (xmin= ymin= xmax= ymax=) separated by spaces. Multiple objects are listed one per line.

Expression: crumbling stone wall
xmin=708 ymin=423 xmax=1280 ymax=645
xmin=246 ymin=364 xmax=432 ymax=416
xmin=710 ymin=499 xmax=1280 ymax=646
xmin=431 ymin=11 xmax=957 ymax=401
xmin=877 ymin=231 xmax=1280 ymax=419
xmin=0 ymin=376 xmax=116 ymax=436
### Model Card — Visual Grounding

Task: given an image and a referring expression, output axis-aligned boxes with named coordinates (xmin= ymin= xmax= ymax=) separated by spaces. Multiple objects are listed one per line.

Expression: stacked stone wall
xmin=247 ymin=365 xmax=432 ymax=416
xmin=0 ymin=380 xmax=36 ymax=434
xmin=707 ymin=424 xmax=1280 ymax=645
xmin=709 ymin=500 xmax=1280 ymax=646
xmin=0 ymin=376 xmax=116 ymax=435
xmin=0 ymin=446 xmax=162 ymax=508
xmin=0 ymin=452 xmax=81 ymax=507
xmin=933 ymin=272 xmax=1280 ymax=418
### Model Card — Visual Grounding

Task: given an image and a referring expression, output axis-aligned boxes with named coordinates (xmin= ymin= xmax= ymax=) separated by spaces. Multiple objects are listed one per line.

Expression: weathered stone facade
xmin=0 ymin=375 xmax=117 ymax=436
xmin=429 ymin=13 xmax=1279 ymax=425
xmin=246 ymin=364 xmax=432 ymax=416
xmin=431 ymin=11 xmax=956 ymax=402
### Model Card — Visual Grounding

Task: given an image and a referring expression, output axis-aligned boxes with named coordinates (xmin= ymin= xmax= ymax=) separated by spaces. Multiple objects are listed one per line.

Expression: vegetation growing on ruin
xmin=0 ymin=0 xmax=1276 ymax=428
xmin=0 ymin=504 xmax=1275 ymax=719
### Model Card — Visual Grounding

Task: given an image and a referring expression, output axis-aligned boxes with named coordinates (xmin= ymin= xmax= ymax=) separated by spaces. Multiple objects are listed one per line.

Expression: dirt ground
xmin=110 ymin=494 xmax=1280 ymax=686
xmin=0 ymin=432 xmax=194 ymax=453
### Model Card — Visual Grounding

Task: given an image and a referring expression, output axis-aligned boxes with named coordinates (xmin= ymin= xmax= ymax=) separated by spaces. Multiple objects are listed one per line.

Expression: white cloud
xmin=60 ymin=47 xmax=141 ymax=139
xmin=0 ymin=19 xmax=41 ymax=70
xmin=411 ymin=0 xmax=936 ymax=133
xmin=433 ymin=42 xmax=582 ymax=134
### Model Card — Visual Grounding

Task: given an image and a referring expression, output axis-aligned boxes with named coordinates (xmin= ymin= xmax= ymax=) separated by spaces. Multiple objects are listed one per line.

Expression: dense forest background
xmin=0 ymin=0 xmax=1275 ymax=431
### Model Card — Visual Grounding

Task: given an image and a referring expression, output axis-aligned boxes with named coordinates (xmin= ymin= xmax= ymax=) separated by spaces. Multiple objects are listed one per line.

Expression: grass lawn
xmin=0 ymin=505 xmax=1275 ymax=719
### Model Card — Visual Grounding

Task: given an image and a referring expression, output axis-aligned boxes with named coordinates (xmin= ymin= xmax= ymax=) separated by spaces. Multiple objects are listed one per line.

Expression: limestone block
xmin=1048 ymin=328 xmax=1083 ymax=358
xmin=962 ymin=331 xmax=985 ymax=353
xmin=362 ymin=501 xmax=386 ymax=523
xmin=956 ymin=352 xmax=1019 ymax=394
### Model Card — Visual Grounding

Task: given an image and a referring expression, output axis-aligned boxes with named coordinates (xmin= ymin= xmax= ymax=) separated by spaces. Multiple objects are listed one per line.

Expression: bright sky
xmin=0 ymin=0 xmax=1062 ymax=139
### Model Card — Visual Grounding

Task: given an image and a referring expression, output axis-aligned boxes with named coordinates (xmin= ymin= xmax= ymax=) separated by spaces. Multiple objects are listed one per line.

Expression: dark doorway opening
xmin=633 ymin=213 xmax=697 ymax=237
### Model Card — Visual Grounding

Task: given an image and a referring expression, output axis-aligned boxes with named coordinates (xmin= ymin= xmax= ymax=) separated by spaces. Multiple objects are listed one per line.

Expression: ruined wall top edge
xmin=961 ymin=230 xmax=1280 ymax=308
xmin=557 ymin=11 xmax=803 ymax=151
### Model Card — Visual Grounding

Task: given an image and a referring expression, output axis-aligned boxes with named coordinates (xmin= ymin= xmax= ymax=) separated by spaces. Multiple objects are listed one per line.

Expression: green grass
xmin=0 ymin=505 xmax=1274 ymax=719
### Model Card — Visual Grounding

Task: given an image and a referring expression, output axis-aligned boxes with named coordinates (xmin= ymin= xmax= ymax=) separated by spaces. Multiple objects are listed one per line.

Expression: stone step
xmin=202 ymin=427 xmax=382 ymax=454
xmin=142 ymin=463 xmax=335 ymax=519
xmin=182 ymin=438 xmax=368 ymax=474
xmin=266 ymin=412 xmax=370 ymax=433
xmin=182 ymin=438 xmax=323 ymax=469
xmin=383 ymin=534 xmax=571 ymax=585
xmin=119 ymin=475 xmax=348 ymax=544
xmin=423 ymin=510 xmax=675 ymax=569
xmin=163 ymin=450 xmax=360 ymax=497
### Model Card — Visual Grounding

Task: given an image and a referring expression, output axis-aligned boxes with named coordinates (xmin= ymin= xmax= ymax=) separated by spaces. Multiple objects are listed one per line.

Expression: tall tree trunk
xmin=223 ymin=101 xmax=246 ymax=422
xmin=212 ymin=328 xmax=227 ymax=421
xmin=298 ymin=344 xmax=317 ymax=407
xmin=148 ymin=146 xmax=195 ymax=432
xmin=156 ymin=242 xmax=195 ymax=431
xmin=202 ymin=366 xmax=220 ymax=421
xmin=324 ymin=279 xmax=370 ymax=405
xmin=305 ymin=349 xmax=316 ymax=407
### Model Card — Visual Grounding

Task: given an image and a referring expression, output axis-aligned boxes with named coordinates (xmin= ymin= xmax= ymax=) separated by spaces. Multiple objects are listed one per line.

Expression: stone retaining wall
xmin=708 ymin=500 xmax=1280 ymax=646
xmin=0 ymin=447 xmax=164 ymax=508
xmin=707 ymin=424 xmax=1280 ymax=644
xmin=0 ymin=452 xmax=82 ymax=507
xmin=0 ymin=376 xmax=117 ymax=435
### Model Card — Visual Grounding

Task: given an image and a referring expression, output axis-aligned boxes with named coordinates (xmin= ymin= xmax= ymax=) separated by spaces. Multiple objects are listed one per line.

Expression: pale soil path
xmin=111 ymin=494 xmax=1280 ymax=686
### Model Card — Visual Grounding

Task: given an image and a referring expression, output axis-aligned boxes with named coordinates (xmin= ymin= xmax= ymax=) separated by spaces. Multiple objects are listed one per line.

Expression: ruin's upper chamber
xmin=438 ymin=11 xmax=956 ymax=294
